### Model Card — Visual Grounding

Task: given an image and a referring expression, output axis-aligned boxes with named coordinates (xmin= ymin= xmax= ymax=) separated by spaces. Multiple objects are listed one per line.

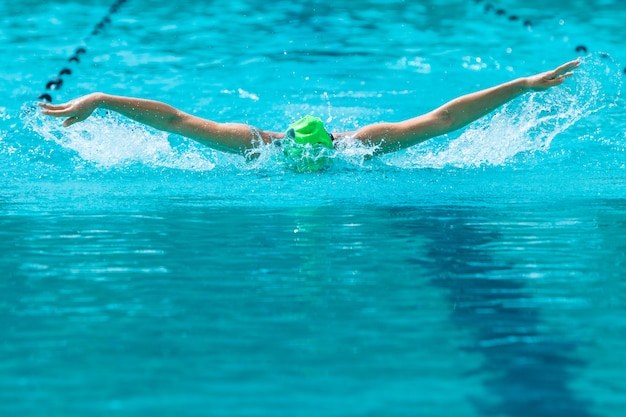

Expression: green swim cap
xmin=286 ymin=115 xmax=334 ymax=149
xmin=282 ymin=115 xmax=334 ymax=172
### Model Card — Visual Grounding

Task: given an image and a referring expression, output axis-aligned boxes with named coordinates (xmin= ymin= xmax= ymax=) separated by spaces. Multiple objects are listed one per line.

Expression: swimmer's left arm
xmin=352 ymin=59 xmax=580 ymax=154
xmin=435 ymin=59 xmax=580 ymax=132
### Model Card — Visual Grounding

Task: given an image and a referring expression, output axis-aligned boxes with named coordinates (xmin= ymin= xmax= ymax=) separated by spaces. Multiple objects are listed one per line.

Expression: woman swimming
xmin=39 ymin=59 xmax=580 ymax=156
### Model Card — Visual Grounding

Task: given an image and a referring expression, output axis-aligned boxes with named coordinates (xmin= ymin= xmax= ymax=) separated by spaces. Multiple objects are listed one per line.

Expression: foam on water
xmin=24 ymin=109 xmax=218 ymax=172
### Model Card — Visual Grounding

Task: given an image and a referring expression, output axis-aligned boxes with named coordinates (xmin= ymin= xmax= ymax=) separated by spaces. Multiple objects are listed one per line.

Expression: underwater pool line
xmin=470 ymin=0 xmax=626 ymax=74
xmin=37 ymin=0 xmax=129 ymax=103
xmin=415 ymin=207 xmax=598 ymax=417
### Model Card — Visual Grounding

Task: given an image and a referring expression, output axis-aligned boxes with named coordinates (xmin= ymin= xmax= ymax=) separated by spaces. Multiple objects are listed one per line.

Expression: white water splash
xmin=386 ymin=54 xmax=622 ymax=169
xmin=25 ymin=110 xmax=217 ymax=171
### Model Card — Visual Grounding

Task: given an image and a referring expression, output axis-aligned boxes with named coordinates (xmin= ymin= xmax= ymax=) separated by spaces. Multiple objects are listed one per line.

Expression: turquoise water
xmin=2 ymin=0 xmax=626 ymax=415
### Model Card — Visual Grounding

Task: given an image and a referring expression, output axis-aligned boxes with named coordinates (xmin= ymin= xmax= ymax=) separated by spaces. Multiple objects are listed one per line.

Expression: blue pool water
xmin=2 ymin=0 xmax=626 ymax=415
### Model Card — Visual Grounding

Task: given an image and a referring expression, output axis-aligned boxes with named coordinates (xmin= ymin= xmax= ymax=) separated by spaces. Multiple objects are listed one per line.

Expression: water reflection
xmin=0 ymin=202 xmax=606 ymax=416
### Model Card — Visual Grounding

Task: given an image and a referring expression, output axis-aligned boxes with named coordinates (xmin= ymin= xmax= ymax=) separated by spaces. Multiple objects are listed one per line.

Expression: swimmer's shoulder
xmin=331 ymin=131 xmax=356 ymax=140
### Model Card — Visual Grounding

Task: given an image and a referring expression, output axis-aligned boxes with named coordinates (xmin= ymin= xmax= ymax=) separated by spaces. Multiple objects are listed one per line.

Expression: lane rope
xmin=470 ymin=0 xmax=625 ymax=75
xmin=36 ymin=0 xmax=623 ymax=105
xmin=37 ymin=0 xmax=128 ymax=103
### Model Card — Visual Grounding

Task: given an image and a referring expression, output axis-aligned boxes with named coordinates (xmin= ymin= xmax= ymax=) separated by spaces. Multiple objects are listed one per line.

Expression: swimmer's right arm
xmin=39 ymin=93 xmax=269 ymax=153
xmin=39 ymin=92 xmax=184 ymax=129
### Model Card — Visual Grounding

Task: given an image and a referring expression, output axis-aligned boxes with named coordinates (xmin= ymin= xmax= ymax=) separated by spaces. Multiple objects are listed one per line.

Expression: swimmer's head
xmin=282 ymin=115 xmax=334 ymax=172
xmin=285 ymin=115 xmax=333 ymax=149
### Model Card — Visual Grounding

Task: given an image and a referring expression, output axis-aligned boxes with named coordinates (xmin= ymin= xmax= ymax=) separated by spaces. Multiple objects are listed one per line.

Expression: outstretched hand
xmin=38 ymin=93 xmax=100 ymax=127
xmin=525 ymin=59 xmax=581 ymax=91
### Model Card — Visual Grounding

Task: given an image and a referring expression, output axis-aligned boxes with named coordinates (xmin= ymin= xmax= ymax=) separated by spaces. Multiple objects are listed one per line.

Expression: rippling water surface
xmin=2 ymin=0 xmax=626 ymax=416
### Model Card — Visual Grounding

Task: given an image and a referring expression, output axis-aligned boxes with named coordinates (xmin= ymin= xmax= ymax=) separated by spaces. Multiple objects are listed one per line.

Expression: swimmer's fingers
xmin=547 ymin=71 xmax=574 ymax=87
xmin=526 ymin=61 xmax=579 ymax=91
xmin=38 ymin=101 xmax=69 ymax=110
xmin=544 ymin=60 xmax=580 ymax=84
xmin=38 ymin=97 xmax=97 ymax=127
xmin=38 ymin=101 xmax=75 ymax=117
xmin=552 ymin=59 xmax=581 ymax=78
xmin=39 ymin=107 xmax=85 ymax=127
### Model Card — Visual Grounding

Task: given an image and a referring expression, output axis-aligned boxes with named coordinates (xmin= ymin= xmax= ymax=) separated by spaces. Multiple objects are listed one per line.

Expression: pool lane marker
xmin=471 ymin=0 xmax=625 ymax=75
xmin=38 ymin=0 xmax=128 ymax=103
xmin=472 ymin=0 xmax=534 ymax=31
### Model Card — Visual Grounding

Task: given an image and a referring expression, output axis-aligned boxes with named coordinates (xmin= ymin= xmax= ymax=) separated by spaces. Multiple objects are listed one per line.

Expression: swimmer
xmin=39 ymin=59 xmax=580 ymax=157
